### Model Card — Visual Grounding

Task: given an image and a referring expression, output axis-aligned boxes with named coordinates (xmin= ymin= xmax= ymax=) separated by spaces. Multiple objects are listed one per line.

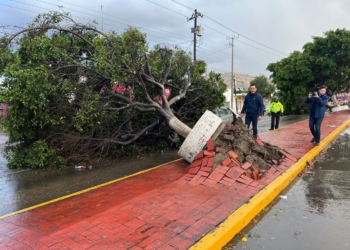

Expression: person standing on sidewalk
xmin=240 ymin=84 xmax=265 ymax=139
xmin=267 ymin=96 xmax=284 ymax=130
xmin=305 ymin=86 xmax=328 ymax=146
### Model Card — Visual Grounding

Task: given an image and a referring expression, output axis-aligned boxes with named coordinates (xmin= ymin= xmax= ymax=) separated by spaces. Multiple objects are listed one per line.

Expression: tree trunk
xmin=168 ymin=115 xmax=191 ymax=138
xmin=330 ymin=94 xmax=339 ymax=107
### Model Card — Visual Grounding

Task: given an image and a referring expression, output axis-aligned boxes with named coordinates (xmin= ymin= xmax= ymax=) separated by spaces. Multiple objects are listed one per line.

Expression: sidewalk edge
xmin=0 ymin=158 xmax=183 ymax=220
xmin=189 ymin=119 xmax=350 ymax=250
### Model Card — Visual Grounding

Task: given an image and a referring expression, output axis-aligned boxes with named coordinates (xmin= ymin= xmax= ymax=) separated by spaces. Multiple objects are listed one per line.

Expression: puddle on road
xmin=224 ymin=127 xmax=350 ymax=250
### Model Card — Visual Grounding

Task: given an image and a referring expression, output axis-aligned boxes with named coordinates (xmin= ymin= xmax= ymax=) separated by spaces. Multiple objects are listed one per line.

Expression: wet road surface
xmin=0 ymin=114 xmax=309 ymax=216
xmin=224 ymin=126 xmax=350 ymax=250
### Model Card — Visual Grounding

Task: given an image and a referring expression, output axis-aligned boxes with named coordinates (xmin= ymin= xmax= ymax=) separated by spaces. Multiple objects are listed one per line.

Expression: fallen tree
xmin=0 ymin=12 xmax=227 ymax=168
xmin=0 ymin=12 xmax=282 ymax=172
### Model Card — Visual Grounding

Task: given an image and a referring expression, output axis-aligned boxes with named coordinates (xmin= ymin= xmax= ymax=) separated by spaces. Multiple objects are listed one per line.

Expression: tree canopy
xmin=267 ymin=28 xmax=350 ymax=114
xmin=249 ymin=75 xmax=275 ymax=99
xmin=0 ymin=12 xmax=226 ymax=168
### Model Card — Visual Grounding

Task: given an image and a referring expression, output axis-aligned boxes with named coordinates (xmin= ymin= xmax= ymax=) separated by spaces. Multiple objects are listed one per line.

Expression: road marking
xmin=0 ymin=158 xmax=183 ymax=220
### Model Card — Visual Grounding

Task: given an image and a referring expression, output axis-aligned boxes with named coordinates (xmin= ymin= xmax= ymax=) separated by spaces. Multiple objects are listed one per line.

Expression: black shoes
xmin=269 ymin=128 xmax=274 ymax=131
xmin=310 ymin=138 xmax=315 ymax=143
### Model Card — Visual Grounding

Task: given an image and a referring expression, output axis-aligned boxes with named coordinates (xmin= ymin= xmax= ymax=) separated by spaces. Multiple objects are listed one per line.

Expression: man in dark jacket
xmin=240 ymin=84 xmax=265 ymax=139
xmin=305 ymin=86 xmax=328 ymax=146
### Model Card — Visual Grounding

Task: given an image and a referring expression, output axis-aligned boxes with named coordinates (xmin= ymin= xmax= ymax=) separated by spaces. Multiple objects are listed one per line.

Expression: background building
xmin=220 ymin=72 xmax=257 ymax=112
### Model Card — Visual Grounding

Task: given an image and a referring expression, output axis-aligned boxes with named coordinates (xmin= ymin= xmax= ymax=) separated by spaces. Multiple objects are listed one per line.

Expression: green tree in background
xmin=268 ymin=28 xmax=350 ymax=113
xmin=249 ymin=75 xmax=276 ymax=99
xmin=267 ymin=51 xmax=312 ymax=114
xmin=0 ymin=12 xmax=226 ymax=168
xmin=303 ymin=29 xmax=350 ymax=104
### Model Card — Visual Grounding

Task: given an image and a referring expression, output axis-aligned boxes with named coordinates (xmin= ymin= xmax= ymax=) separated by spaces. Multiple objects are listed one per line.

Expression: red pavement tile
xmin=208 ymin=170 xmax=225 ymax=182
xmin=206 ymin=139 xmax=214 ymax=151
xmin=267 ymin=167 xmax=277 ymax=175
xmin=0 ymin=112 xmax=348 ymax=249
xmin=256 ymin=138 xmax=264 ymax=146
xmin=201 ymin=157 xmax=209 ymax=166
xmin=225 ymin=168 xmax=238 ymax=179
xmin=188 ymin=166 xmax=200 ymax=175
xmin=228 ymin=150 xmax=239 ymax=159
xmin=215 ymin=147 xmax=222 ymax=152
xmin=194 ymin=150 xmax=204 ymax=160
xmin=216 ymin=165 xmax=230 ymax=174
xmin=221 ymin=157 xmax=233 ymax=167
xmin=241 ymin=162 xmax=252 ymax=170
xmin=200 ymin=166 xmax=212 ymax=173
xmin=204 ymin=150 xmax=215 ymax=157
xmin=207 ymin=157 xmax=215 ymax=168
xmin=197 ymin=170 xmax=210 ymax=177
xmin=190 ymin=159 xmax=203 ymax=168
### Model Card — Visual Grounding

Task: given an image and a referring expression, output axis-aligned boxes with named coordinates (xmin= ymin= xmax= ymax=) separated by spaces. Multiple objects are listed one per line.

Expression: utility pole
xmin=101 ymin=0 xmax=104 ymax=32
xmin=228 ymin=35 xmax=239 ymax=112
xmin=188 ymin=9 xmax=203 ymax=61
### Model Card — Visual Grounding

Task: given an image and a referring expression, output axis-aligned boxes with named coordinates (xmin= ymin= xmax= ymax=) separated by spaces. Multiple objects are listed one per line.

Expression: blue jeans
xmin=245 ymin=113 xmax=259 ymax=137
xmin=309 ymin=116 xmax=324 ymax=143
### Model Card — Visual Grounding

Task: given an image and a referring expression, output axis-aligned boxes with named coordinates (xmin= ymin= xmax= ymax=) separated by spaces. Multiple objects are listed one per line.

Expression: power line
xmin=170 ymin=0 xmax=193 ymax=11
xmin=148 ymin=0 xmax=187 ymax=18
xmin=59 ymin=0 xmax=188 ymax=40
xmin=235 ymin=39 xmax=285 ymax=58
xmin=2 ymin=1 xmax=194 ymax=53
xmin=169 ymin=0 xmax=288 ymax=56
xmin=57 ymin=0 xmax=278 ymax=66
xmin=13 ymin=0 xmax=191 ymax=44
xmin=3 ymin=1 xmax=268 ymax=72
xmin=197 ymin=47 xmax=268 ymax=72
xmin=199 ymin=43 xmax=268 ymax=67
xmin=200 ymin=23 xmax=284 ymax=58
xmin=202 ymin=14 xmax=288 ymax=56
xmin=197 ymin=42 xmax=270 ymax=68
xmin=147 ymin=1 xmax=285 ymax=58
xmin=1 ymin=1 xmax=269 ymax=75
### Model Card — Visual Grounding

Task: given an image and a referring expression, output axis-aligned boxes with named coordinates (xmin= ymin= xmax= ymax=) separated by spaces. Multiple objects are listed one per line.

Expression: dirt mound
xmin=213 ymin=118 xmax=282 ymax=172
xmin=182 ymin=118 xmax=298 ymax=187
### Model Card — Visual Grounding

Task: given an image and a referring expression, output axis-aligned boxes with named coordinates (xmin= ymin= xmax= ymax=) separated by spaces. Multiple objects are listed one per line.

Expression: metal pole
xmin=188 ymin=9 xmax=202 ymax=62
xmin=234 ymin=78 xmax=238 ymax=113
xmin=229 ymin=35 xmax=239 ymax=112
xmin=193 ymin=9 xmax=197 ymax=61
xmin=230 ymin=37 xmax=233 ymax=110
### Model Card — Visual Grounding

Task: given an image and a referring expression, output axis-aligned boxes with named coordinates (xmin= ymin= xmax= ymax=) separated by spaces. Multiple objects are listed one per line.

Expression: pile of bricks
xmin=180 ymin=138 xmax=299 ymax=190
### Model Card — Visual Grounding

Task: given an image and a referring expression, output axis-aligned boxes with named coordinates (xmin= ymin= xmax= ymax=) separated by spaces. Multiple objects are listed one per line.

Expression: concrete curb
xmin=189 ymin=119 xmax=350 ymax=250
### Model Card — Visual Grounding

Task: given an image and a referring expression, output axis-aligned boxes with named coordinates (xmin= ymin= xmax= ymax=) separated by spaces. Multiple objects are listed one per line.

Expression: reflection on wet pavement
xmin=0 ymin=132 xmax=180 ymax=216
xmin=225 ymin=127 xmax=350 ymax=250
xmin=0 ymin=114 xmax=310 ymax=217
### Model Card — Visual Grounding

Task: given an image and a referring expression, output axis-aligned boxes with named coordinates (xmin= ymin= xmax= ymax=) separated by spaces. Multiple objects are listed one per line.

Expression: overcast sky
xmin=1 ymin=0 xmax=350 ymax=77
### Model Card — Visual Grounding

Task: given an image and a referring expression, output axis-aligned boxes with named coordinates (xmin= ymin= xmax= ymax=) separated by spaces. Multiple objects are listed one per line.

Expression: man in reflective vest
xmin=267 ymin=96 xmax=284 ymax=130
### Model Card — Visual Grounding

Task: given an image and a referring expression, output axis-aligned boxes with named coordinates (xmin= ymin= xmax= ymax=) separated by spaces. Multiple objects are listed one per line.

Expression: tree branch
xmin=162 ymin=51 xmax=174 ymax=85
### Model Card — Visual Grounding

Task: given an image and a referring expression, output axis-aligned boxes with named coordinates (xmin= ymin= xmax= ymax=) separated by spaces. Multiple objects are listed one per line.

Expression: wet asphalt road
xmin=0 ymin=114 xmax=309 ymax=216
xmin=225 ymin=126 xmax=350 ymax=250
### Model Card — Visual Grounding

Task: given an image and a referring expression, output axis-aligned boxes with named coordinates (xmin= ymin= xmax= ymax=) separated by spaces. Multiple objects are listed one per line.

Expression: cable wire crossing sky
xmin=1 ymin=0 xmax=350 ymax=76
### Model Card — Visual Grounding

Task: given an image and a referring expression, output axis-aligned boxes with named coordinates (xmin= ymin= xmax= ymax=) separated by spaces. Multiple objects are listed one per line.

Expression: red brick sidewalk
xmin=0 ymin=111 xmax=349 ymax=250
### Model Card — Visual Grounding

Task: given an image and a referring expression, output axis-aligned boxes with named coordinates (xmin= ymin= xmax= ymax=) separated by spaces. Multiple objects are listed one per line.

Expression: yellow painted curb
xmin=190 ymin=119 xmax=350 ymax=250
xmin=0 ymin=158 xmax=183 ymax=220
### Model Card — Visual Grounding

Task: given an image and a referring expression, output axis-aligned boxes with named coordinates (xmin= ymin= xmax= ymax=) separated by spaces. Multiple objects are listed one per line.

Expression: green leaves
xmin=268 ymin=29 xmax=350 ymax=114
xmin=0 ymin=11 xmax=227 ymax=168
xmin=249 ymin=75 xmax=276 ymax=99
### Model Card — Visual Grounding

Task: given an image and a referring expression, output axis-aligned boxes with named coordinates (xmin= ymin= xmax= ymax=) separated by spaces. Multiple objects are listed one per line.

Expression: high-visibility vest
xmin=268 ymin=101 xmax=284 ymax=113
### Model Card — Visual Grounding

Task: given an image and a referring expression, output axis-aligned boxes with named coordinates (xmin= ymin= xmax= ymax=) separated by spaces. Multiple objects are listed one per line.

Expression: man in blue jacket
xmin=240 ymin=84 xmax=265 ymax=139
xmin=305 ymin=86 xmax=328 ymax=146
